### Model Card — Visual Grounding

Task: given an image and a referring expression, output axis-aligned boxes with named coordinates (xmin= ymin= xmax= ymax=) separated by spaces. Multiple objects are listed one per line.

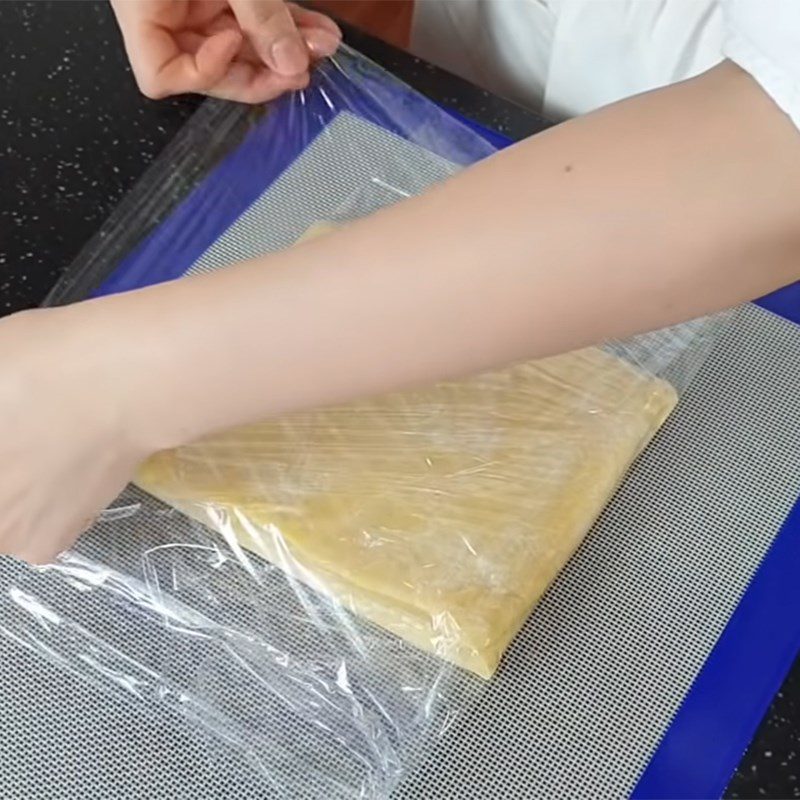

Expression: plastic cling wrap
xmin=137 ymin=343 xmax=677 ymax=679
xmin=2 ymin=46 xmax=726 ymax=798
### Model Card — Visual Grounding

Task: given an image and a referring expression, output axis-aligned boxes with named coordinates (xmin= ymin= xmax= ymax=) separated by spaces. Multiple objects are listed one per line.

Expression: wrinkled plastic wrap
xmin=2 ymin=46 xmax=727 ymax=798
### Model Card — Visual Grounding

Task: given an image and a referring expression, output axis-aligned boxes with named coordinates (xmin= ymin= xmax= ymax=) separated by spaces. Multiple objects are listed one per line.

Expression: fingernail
xmin=270 ymin=36 xmax=309 ymax=76
xmin=303 ymin=29 xmax=341 ymax=58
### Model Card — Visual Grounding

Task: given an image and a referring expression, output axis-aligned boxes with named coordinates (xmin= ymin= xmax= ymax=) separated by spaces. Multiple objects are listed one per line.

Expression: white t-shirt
xmin=410 ymin=0 xmax=800 ymax=128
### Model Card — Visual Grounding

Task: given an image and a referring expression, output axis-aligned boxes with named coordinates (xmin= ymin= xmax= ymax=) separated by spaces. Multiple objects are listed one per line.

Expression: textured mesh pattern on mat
xmin=185 ymin=111 xmax=459 ymax=276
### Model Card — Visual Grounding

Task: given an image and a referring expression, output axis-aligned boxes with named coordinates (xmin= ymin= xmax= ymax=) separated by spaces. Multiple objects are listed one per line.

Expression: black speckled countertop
xmin=0 ymin=1 xmax=200 ymax=314
xmin=0 ymin=1 xmax=798 ymax=797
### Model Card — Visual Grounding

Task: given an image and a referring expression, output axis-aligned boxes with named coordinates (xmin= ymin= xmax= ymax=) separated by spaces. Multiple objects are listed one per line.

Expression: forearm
xmin=77 ymin=60 xmax=800 ymax=449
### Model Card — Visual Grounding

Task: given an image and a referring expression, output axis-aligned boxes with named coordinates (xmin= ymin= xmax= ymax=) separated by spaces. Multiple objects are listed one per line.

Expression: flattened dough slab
xmin=135 ymin=224 xmax=677 ymax=678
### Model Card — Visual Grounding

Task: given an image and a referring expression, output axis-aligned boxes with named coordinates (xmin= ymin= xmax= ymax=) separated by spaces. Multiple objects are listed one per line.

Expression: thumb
xmin=230 ymin=0 xmax=310 ymax=76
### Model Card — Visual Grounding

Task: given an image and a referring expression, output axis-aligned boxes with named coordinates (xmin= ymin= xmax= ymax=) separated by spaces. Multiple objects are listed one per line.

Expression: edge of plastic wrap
xmin=47 ymin=48 xmax=496 ymax=305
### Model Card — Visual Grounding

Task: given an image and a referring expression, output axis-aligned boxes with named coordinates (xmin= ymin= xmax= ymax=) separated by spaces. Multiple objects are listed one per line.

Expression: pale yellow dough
xmin=135 ymin=224 xmax=677 ymax=678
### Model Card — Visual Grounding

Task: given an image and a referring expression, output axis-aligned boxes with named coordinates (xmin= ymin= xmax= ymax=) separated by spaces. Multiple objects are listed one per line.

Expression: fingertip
xmin=290 ymin=70 xmax=311 ymax=91
xmin=245 ymin=71 xmax=309 ymax=103
xmin=303 ymin=28 xmax=340 ymax=60
xmin=321 ymin=17 xmax=342 ymax=39
xmin=230 ymin=0 xmax=311 ymax=76
xmin=268 ymin=33 xmax=310 ymax=77
xmin=137 ymin=76 xmax=169 ymax=101
xmin=288 ymin=3 xmax=342 ymax=38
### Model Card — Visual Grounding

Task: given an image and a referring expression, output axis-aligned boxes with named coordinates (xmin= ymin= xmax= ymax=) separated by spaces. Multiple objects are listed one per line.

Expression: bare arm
xmin=4 ymin=60 xmax=799 ymax=562
xmin=91 ymin=60 xmax=800 ymax=447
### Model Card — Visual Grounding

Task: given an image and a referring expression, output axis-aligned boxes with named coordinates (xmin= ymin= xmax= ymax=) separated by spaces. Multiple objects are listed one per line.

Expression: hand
xmin=0 ymin=308 xmax=150 ymax=565
xmin=111 ymin=0 xmax=341 ymax=103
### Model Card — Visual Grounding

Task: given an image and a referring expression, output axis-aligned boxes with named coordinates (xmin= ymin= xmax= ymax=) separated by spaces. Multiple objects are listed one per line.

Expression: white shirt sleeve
xmin=722 ymin=0 xmax=800 ymax=130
